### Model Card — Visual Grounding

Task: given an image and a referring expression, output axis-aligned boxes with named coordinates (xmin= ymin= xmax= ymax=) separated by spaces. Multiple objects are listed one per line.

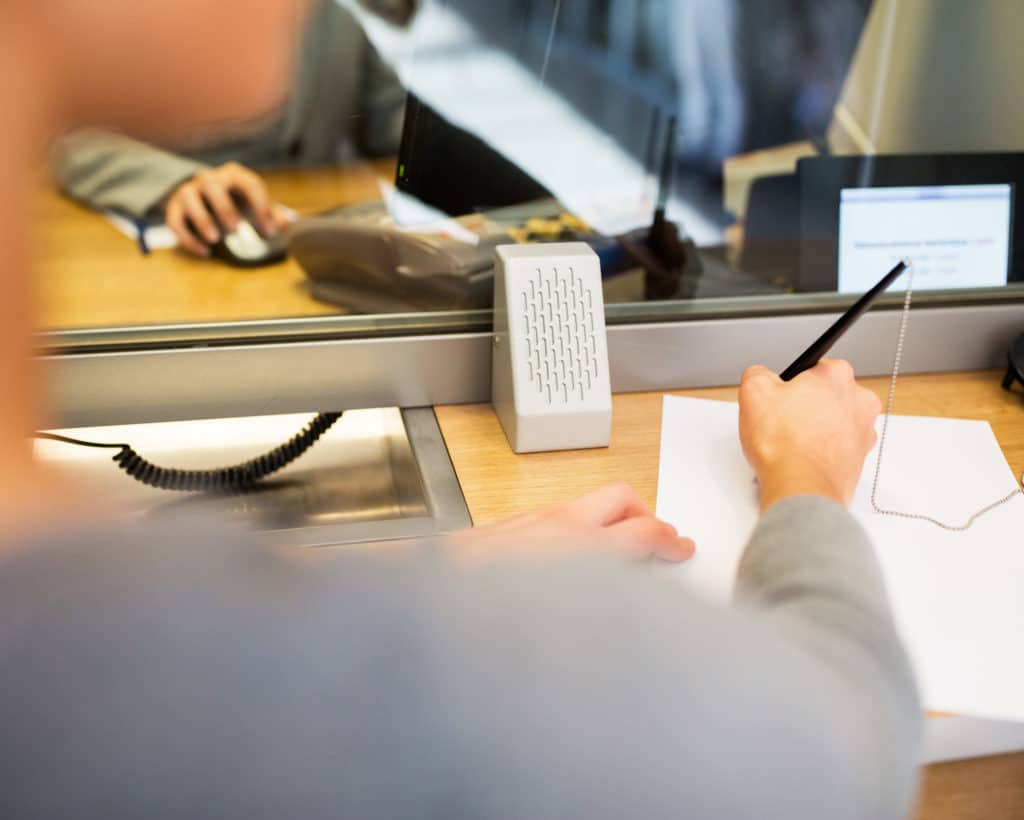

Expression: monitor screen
xmin=837 ymin=183 xmax=1013 ymax=292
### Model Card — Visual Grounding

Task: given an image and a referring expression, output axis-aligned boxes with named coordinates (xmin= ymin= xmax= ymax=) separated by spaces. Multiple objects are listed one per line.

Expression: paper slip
xmin=103 ymin=211 xmax=178 ymax=250
xmin=103 ymin=206 xmax=299 ymax=252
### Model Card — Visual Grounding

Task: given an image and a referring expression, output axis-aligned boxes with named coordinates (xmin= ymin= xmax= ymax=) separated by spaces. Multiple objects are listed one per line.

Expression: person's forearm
xmin=51 ymin=129 xmax=205 ymax=218
xmin=755 ymin=465 xmax=847 ymax=512
xmin=735 ymin=495 xmax=921 ymax=816
xmin=736 ymin=496 xmax=901 ymax=657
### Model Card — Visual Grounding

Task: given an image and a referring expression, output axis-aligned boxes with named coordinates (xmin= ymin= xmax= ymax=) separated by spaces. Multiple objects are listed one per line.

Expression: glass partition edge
xmin=41 ymin=286 xmax=1024 ymax=355
xmin=45 ymin=301 xmax=1023 ymax=428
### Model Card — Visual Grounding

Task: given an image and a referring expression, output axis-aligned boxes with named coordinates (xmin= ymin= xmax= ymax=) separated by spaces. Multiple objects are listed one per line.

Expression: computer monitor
xmin=394 ymin=94 xmax=551 ymax=217
xmin=836 ymin=183 xmax=1012 ymax=293
xmin=798 ymin=152 xmax=1024 ymax=292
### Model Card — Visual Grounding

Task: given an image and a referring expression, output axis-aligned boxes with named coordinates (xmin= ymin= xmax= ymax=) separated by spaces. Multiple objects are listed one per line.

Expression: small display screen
xmin=837 ymin=183 xmax=1013 ymax=292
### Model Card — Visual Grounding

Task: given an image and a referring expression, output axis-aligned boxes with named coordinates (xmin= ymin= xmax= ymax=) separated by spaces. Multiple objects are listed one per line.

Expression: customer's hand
xmin=164 ymin=162 xmax=291 ymax=256
xmin=450 ymin=482 xmax=695 ymax=563
xmin=739 ymin=359 xmax=881 ymax=511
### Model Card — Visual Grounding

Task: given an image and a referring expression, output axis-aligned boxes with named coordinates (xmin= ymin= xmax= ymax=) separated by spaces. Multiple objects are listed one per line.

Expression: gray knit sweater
xmin=0 ymin=495 xmax=920 ymax=819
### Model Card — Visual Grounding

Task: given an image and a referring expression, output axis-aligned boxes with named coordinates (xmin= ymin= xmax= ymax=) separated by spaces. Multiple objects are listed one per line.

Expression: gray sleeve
xmin=354 ymin=39 xmax=407 ymax=156
xmin=0 ymin=503 xmax=920 ymax=820
xmin=353 ymin=1 xmax=415 ymax=155
xmin=50 ymin=129 xmax=206 ymax=218
xmin=421 ymin=498 xmax=922 ymax=820
xmin=736 ymin=495 xmax=923 ymax=813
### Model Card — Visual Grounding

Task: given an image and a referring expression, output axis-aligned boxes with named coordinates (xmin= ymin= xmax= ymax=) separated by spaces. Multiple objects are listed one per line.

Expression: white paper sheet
xmin=103 ymin=211 xmax=179 ymax=250
xmin=656 ymin=395 xmax=1024 ymax=723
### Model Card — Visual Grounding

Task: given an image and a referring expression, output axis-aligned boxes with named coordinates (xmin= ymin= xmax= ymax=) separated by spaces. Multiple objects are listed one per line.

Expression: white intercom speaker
xmin=491 ymin=243 xmax=612 ymax=453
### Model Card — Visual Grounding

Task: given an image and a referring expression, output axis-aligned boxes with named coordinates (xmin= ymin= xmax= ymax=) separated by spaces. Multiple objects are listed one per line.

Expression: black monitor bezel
xmin=798 ymin=152 xmax=1024 ymax=292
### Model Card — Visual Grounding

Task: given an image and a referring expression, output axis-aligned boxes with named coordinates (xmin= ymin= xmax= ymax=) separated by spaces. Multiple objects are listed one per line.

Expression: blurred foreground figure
xmin=51 ymin=0 xmax=408 ymax=257
xmin=1 ymin=2 xmax=918 ymax=818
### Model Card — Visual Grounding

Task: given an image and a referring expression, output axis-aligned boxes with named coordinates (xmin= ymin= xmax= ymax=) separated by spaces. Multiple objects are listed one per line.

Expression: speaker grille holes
xmin=520 ymin=265 xmax=597 ymax=405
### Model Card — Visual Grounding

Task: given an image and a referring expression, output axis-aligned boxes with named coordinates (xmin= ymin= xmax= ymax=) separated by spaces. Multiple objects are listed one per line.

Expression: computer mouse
xmin=185 ymin=207 xmax=289 ymax=268
xmin=211 ymin=217 xmax=289 ymax=268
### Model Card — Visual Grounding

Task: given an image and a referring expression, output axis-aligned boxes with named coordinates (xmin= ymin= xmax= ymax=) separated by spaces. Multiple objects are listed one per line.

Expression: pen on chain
xmin=779 ymin=258 xmax=910 ymax=381
xmin=752 ymin=258 xmax=911 ymax=487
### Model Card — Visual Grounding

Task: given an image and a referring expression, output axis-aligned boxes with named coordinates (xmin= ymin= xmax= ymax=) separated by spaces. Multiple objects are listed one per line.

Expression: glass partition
xmin=38 ymin=0 xmax=1024 ymax=349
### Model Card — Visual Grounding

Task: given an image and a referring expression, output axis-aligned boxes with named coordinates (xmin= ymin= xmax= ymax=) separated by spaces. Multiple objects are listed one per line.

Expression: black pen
xmin=780 ymin=258 xmax=910 ymax=381
xmin=134 ymin=219 xmax=151 ymax=256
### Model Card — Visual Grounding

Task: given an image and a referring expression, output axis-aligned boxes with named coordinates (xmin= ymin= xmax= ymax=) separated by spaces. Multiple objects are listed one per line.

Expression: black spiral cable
xmin=34 ymin=412 xmax=342 ymax=493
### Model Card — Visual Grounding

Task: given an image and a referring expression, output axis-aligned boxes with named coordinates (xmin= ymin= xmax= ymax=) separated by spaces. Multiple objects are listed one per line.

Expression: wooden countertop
xmin=436 ymin=370 xmax=1024 ymax=525
xmin=35 ymin=160 xmax=394 ymax=330
xmin=435 ymin=370 xmax=1024 ymax=819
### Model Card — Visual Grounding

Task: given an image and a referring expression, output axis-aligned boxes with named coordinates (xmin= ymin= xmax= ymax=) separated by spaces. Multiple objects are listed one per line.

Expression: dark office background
xmin=444 ymin=0 xmax=872 ymax=172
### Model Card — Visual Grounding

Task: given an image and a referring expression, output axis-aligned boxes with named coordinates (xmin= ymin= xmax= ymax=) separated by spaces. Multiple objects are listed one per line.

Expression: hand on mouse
xmin=448 ymin=481 xmax=695 ymax=562
xmin=739 ymin=358 xmax=882 ymax=511
xmin=163 ymin=162 xmax=292 ymax=257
